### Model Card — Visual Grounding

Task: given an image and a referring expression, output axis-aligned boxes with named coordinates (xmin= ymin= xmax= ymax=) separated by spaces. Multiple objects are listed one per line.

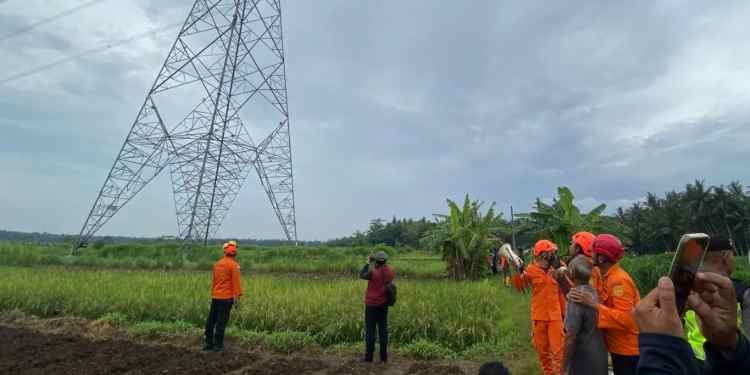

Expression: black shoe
xmin=202 ymin=344 xmax=214 ymax=351
xmin=359 ymin=358 xmax=373 ymax=364
xmin=212 ymin=345 xmax=224 ymax=352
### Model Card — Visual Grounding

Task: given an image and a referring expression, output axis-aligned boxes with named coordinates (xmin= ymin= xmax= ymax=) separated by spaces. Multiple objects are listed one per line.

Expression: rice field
xmin=0 ymin=242 xmax=446 ymax=279
xmin=0 ymin=265 xmax=531 ymax=357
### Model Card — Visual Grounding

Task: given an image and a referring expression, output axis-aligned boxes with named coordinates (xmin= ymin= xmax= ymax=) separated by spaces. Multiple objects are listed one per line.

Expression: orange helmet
xmin=572 ymin=231 xmax=595 ymax=257
xmin=533 ymin=239 xmax=558 ymax=256
xmin=223 ymin=240 xmax=238 ymax=256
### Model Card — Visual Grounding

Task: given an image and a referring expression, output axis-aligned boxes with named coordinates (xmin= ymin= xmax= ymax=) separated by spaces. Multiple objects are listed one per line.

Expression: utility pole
xmin=510 ymin=205 xmax=517 ymax=252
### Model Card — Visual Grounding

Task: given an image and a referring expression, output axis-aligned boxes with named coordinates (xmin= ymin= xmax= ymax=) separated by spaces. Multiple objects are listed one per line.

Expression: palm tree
xmin=727 ymin=182 xmax=750 ymax=254
xmin=684 ymin=180 xmax=713 ymax=232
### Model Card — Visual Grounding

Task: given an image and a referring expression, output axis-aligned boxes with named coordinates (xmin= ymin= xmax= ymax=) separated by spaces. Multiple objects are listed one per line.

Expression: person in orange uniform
xmin=204 ymin=240 xmax=243 ymax=352
xmin=561 ymin=231 xmax=600 ymax=291
xmin=569 ymin=234 xmax=640 ymax=375
xmin=522 ymin=239 xmax=564 ymax=375
xmin=569 ymin=231 xmax=595 ymax=262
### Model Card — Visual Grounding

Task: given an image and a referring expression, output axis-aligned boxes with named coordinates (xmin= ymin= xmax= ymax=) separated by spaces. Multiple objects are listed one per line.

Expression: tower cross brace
xmin=75 ymin=0 xmax=296 ymax=250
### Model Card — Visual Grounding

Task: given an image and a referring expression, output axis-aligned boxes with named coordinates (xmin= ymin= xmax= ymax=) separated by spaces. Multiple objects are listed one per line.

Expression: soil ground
xmin=0 ymin=311 xmax=476 ymax=375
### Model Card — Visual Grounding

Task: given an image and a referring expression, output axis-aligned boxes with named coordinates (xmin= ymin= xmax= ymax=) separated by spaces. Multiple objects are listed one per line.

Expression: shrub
xmin=265 ymin=330 xmax=316 ymax=353
xmin=399 ymin=339 xmax=455 ymax=359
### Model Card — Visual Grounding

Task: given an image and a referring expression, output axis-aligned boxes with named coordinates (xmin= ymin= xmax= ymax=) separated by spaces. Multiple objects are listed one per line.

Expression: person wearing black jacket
xmin=634 ymin=273 xmax=750 ymax=375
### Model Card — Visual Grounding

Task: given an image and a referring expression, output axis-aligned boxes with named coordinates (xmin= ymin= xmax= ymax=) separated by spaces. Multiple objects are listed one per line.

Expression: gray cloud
xmin=1 ymin=1 xmax=749 ymax=240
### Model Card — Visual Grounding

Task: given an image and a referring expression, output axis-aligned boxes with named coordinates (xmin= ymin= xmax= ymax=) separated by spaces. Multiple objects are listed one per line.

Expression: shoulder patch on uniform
xmin=612 ymin=285 xmax=624 ymax=297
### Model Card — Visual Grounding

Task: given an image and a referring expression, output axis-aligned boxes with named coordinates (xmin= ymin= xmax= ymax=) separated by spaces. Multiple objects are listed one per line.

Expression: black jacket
xmin=637 ymin=332 xmax=750 ymax=375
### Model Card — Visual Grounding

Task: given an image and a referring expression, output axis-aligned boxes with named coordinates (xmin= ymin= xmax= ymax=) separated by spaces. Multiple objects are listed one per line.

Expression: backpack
xmin=381 ymin=267 xmax=397 ymax=307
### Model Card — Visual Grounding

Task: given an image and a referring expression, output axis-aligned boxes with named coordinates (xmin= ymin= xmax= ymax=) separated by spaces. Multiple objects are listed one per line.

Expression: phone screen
xmin=668 ymin=234 xmax=710 ymax=316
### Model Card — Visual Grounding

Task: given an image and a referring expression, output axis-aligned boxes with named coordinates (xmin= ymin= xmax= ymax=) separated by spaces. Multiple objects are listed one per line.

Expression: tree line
xmin=331 ymin=180 xmax=750 ymax=256
xmin=4 ymin=179 xmax=747 ymax=256
xmin=616 ymin=180 xmax=750 ymax=255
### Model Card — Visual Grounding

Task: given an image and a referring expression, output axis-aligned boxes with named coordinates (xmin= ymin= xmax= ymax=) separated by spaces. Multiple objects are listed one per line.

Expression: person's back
xmin=360 ymin=251 xmax=395 ymax=363
xmin=364 ymin=262 xmax=395 ymax=306
xmin=212 ymin=256 xmax=242 ymax=299
xmin=564 ymin=284 xmax=608 ymax=374
xmin=204 ymin=241 xmax=242 ymax=352
xmin=562 ymin=257 xmax=608 ymax=375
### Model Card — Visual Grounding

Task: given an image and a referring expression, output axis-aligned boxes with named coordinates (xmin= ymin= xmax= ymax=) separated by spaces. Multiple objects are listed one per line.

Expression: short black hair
xmin=707 ymin=237 xmax=736 ymax=253
xmin=479 ymin=361 xmax=511 ymax=375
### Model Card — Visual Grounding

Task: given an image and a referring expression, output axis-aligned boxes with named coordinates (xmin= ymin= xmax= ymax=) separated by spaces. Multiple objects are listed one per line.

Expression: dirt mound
xmin=405 ymin=362 xmax=466 ymax=375
xmin=326 ymin=359 xmax=391 ymax=375
xmin=0 ymin=325 xmax=255 ymax=374
xmin=0 ymin=311 xmax=480 ymax=375
xmin=236 ymin=356 xmax=329 ymax=374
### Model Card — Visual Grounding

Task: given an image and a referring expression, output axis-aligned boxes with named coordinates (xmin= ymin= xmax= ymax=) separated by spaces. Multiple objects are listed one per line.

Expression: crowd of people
xmin=514 ymin=233 xmax=750 ymax=375
xmin=202 ymin=237 xmax=750 ymax=375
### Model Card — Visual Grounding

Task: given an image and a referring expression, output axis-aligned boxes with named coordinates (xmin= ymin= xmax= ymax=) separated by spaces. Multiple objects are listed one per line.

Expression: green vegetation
xmin=0 ymin=265 xmax=532 ymax=359
xmin=336 ymin=180 xmax=750 ymax=256
xmin=617 ymin=180 xmax=750 ymax=254
xmin=515 ymin=187 xmax=628 ymax=255
xmin=329 ymin=217 xmax=438 ymax=249
xmin=423 ymin=195 xmax=505 ymax=280
xmin=621 ymin=252 xmax=750 ymax=294
xmin=0 ymin=242 xmax=446 ymax=279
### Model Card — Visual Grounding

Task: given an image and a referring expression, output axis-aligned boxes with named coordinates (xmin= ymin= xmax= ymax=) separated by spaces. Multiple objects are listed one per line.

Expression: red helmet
xmin=592 ymin=234 xmax=624 ymax=262
xmin=572 ymin=231 xmax=595 ymax=257
xmin=533 ymin=240 xmax=558 ymax=256
xmin=223 ymin=240 xmax=237 ymax=256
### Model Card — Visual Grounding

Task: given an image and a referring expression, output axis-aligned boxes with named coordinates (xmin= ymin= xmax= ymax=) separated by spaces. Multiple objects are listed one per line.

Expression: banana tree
xmin=517 ymin=187 xmax=608 ymax=255
xmin=422 ymin=194 xmax=504 ymax=280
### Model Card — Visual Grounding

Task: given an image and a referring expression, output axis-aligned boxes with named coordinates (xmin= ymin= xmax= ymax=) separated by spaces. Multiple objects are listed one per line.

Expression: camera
xmin=541 ymin=252 xmax=561 ymax=269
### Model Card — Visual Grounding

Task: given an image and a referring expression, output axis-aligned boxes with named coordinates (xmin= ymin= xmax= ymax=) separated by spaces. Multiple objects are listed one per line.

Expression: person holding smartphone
xmin=684 ymin=237 xmax=750 ymax=363
xmin=635 ymin=273 xmax=750 ymax=374
xmin=359 ymin=251 xmax=395 ymax=363
xmin=569 ymin=234 xmax=641 ymax=375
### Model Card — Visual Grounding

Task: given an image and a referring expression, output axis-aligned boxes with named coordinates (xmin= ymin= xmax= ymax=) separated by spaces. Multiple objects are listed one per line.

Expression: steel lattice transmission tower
xmin=74 ymin=0 xmax=296 ymax=250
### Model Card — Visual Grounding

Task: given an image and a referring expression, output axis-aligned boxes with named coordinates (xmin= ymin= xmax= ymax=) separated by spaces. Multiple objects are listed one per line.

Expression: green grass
xmin=0 ymin=265 xmax=532 ymax=359
xmin=621 ymin=253 xmax=750 ymax=294
xmin=0 ymin=242 xmax=446 ymax=279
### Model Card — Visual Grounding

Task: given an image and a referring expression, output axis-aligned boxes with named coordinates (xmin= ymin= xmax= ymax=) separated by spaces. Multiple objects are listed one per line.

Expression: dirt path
xmin=0 ymin=312 xmax=473 ymax=375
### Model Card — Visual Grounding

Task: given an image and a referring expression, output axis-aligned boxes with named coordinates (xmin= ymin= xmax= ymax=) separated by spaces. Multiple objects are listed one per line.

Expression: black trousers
xmin=611 ymin=353 xmax=639 ymax=375
xmin=205 ymin=299 xmax=233 ymax=347
xmin=364 ymin=305 xmax=389 ymax=362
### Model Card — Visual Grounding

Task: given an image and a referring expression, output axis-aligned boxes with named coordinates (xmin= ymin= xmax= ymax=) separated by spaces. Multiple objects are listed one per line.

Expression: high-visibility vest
xmin=684 ymin=303 xmax=742 ymax=361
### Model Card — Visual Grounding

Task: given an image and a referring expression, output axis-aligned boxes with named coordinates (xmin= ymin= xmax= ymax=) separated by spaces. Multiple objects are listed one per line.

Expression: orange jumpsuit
xmin=524 ymin=262 xmax=563 ymax=375
xmin=596 ymin=263 xmax=640 ymax=356
xmin=211 ymin=256 xmax=243 ymax=300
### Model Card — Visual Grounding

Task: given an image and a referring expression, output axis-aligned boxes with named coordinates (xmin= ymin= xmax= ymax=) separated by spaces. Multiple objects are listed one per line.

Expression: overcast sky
xmin=1 ymin=0 xmax=749 ymax=241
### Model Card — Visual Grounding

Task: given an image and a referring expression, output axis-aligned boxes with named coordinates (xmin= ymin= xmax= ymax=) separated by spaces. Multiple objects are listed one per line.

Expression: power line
xmin=0 ymin=0 xmax=109 ymax=42
xmin=0 ymin=23 xmax=181 ymax=85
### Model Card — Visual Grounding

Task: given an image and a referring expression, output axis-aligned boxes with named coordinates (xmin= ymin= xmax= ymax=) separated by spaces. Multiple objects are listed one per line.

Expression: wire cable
xmin=0 ymin=23 xmax=181 ymax=85
xmin=0 ymin=0 xmax=109 ymax=42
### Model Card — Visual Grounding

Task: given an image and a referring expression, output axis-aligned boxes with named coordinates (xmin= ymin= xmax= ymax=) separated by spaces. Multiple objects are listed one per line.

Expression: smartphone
xmin=667 ymin=233 xmax=710 ymax=316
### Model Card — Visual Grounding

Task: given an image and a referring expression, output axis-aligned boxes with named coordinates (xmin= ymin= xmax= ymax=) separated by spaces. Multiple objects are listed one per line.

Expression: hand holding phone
xmin=668 ymin=233 xmax=710 ymax=316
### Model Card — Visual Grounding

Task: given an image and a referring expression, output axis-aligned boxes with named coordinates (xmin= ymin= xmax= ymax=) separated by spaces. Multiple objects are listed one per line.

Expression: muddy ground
xmin=0 ymin=312 xmax=475 ymax=375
